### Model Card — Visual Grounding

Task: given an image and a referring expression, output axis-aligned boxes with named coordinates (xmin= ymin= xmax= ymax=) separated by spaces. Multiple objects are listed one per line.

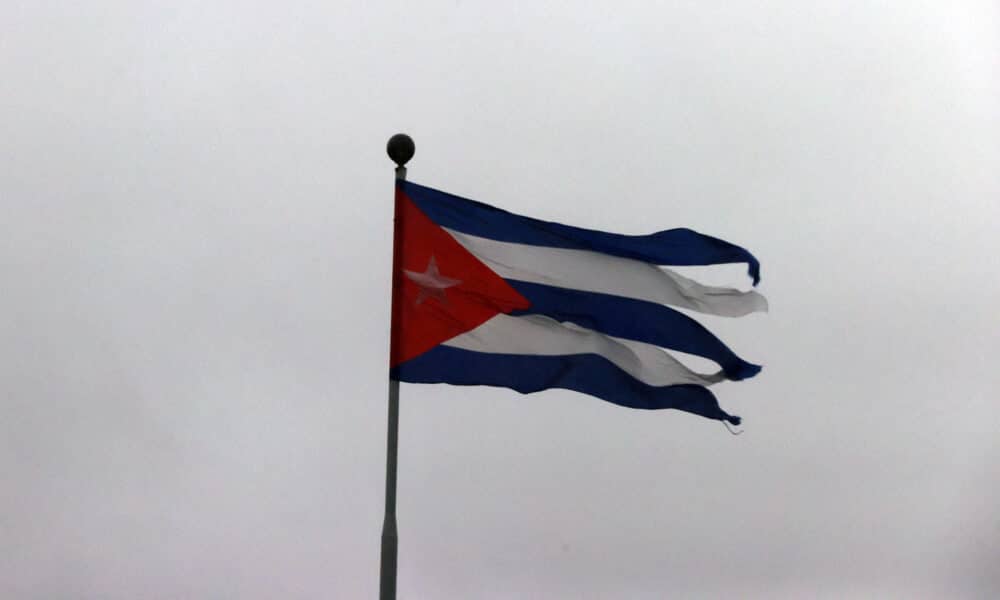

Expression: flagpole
xmin=380 ymin=133 xmax=414 ymax=600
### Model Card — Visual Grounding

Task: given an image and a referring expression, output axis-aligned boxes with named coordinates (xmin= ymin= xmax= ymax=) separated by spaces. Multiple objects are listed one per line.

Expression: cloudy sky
xmin=3 ymin=2 xmax=998 ymax=598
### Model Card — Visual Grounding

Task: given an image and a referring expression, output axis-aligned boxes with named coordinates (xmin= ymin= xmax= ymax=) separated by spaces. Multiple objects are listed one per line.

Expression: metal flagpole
xmin=380 ymin=133 xmax=414 ymax=600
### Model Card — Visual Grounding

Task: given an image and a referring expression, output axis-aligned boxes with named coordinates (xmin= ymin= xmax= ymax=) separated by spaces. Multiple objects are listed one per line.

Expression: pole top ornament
xmin=387 ymin=134 xmax=415 ymax=167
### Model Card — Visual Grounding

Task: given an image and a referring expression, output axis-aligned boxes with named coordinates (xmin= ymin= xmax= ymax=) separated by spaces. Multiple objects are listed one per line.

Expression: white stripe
xmin=443 ymin=314 xmax=725 ymax=388
xmin=444 ymin=229 xmax=767 ymax=317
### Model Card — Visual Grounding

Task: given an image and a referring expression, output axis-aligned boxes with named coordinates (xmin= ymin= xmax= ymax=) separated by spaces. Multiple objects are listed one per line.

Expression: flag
xmin=389 ymin=181 xmax=766 ymax=425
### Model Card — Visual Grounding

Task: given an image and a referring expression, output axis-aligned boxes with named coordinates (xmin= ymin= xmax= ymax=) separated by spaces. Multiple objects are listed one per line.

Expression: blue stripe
xmin=400 ymin=180 xmax=761 ymax=285
xmin=392 ymin=345 xmax=741 ymax=425
xmin=506 ymin=280 xmax=762 ymax=381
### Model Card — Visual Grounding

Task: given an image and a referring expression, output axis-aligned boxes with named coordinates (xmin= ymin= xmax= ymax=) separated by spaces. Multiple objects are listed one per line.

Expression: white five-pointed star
xmin=403 ymin=255 xmax=462 ymax=305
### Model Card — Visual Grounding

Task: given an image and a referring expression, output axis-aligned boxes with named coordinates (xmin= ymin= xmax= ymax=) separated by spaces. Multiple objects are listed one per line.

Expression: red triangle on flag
xmin=390 ymin=186 xmax=531 ymax=366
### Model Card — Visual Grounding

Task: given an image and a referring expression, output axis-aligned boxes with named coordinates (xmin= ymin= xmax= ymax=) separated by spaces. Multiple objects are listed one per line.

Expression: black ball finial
xmin=386 ymin=134 xmax=415 ymax=167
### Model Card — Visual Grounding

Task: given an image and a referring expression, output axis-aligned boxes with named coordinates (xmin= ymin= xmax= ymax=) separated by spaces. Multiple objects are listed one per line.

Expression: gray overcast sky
xmin=2 ymin=2 xmax=998 ymax=598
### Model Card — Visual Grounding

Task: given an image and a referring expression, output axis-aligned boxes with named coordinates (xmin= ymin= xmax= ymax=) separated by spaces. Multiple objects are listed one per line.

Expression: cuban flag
xmin=389 ymin=181 xmax=766 ymax=425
